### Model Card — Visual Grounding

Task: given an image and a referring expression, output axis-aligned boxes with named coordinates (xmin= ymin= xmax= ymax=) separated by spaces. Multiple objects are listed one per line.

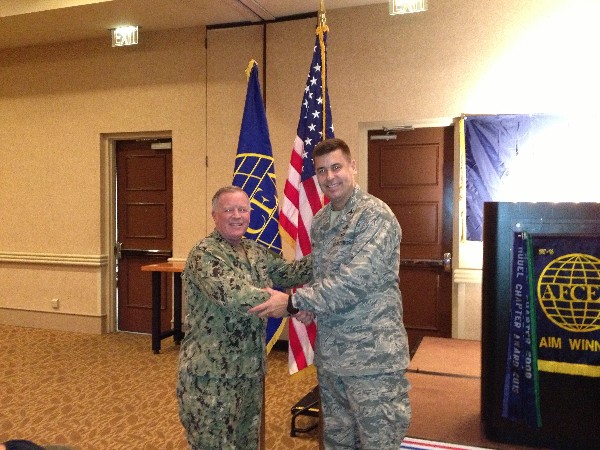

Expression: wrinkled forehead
xmin=217 ymin=191 xmax=250 ymax=208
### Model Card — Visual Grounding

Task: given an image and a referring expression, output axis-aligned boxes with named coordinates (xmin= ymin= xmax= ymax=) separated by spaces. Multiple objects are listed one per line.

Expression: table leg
xmin=151 ymin=271 xmax=161 ymax=354
xmin=173 ymin=271 xmax=184 ymax=344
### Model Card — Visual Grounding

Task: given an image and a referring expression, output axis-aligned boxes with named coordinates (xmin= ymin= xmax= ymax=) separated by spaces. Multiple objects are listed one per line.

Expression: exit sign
xmin=112 ymin=26 xmax=139 ymax=47
xmin=389 ymin=0 xmax=427 ymax=15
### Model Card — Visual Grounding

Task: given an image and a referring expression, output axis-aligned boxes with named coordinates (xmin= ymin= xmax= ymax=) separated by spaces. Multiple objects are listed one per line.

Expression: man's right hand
xmin=248 ymin=288 xmax=289 ymax=319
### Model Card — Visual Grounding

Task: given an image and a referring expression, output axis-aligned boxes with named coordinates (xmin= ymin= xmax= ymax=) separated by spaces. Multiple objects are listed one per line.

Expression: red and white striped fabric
xmin=279 ymin=23 xmax=333 ymax=374
xmin=280 ymin=138 xmax=323 ymax=373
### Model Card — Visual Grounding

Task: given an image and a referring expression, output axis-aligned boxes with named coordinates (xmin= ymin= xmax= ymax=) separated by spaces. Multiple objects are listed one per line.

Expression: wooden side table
xmin=141 ymin=261 xmax=186 ymax=353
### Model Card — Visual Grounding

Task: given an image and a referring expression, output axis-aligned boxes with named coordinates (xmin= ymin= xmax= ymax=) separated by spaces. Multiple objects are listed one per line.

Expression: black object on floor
xmin=290 ymin=385 xmax=320 ymax=437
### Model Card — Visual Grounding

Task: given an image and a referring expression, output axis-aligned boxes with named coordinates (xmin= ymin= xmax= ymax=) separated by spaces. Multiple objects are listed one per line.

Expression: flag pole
xmin=319 ymin=0 xmax=327 ymax=27
xmin=318 ymin=0 xmax=328 ymax=137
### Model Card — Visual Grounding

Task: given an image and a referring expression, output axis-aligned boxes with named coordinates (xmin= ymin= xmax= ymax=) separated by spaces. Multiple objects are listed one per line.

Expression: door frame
xmin=100 ymin=130 xmax=172 ymax=333
xmin=357 ymin=118 xmax=462 ymax=336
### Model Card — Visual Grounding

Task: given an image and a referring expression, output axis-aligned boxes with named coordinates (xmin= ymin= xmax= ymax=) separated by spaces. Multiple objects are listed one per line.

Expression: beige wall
xmin=0 ymin=27 xmax=207 ymax=331
xmin=206 ymin=25 xmax=264 ymax=227
xmin=1 ymin=0 xmax=599 ymax=334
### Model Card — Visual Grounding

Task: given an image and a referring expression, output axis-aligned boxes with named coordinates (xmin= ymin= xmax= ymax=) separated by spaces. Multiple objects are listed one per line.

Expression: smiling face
xmin=212 ymin=190 xmax=251 ymax=245
xmin=314 ymin=148 xmax=356 ymax=211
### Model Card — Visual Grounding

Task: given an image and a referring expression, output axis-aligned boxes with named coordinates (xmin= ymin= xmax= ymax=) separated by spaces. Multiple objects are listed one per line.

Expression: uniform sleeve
xmin=267 ymin=253 xmax=313 ymax=288
xmin=295 ymin=211 xmax=400 ymax=315
xmin=185 ymin=245 xmax=270 ymax=315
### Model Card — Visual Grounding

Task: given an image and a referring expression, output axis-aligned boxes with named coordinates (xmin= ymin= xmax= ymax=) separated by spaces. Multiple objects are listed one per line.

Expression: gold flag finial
xmin=245 ymin=59 xmax=257 ymax=81
xmin=318 ymin=0 xmax=326 ymax=28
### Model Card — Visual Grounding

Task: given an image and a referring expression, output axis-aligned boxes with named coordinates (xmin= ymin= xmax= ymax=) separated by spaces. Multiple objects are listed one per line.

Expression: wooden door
xmin=368 ymin=126 xmax=454 ymax=354
xmin=116 ymin=140 xmax=173 ymax=333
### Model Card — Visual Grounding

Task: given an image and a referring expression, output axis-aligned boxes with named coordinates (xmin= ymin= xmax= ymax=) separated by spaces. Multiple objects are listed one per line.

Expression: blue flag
xmin=232 ymin=60 xmax=284 ymax=353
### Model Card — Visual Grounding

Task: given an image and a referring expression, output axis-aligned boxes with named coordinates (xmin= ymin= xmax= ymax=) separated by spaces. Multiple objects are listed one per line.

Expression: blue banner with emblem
xmin=232 ymin=60 xmax=284 ymax=353
xmin=530 ymin=234 xmax=600 ymax=377
xmin=503 ymin=231 xmax=600 ymax=427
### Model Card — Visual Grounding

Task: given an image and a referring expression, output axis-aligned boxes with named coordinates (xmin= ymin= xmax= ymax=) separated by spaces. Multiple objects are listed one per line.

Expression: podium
xmin=481 ymin=202 xmax=600 ymax=449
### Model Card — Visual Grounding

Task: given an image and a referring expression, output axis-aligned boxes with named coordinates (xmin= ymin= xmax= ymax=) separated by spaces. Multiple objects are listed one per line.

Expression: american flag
xmin=279 ymin=22 xmax=334 ymax=374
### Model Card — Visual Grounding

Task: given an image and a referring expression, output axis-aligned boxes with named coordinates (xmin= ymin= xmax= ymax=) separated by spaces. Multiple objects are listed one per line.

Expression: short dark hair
xmin=313 ymin=138 xmax=351 ymax=161
xmin=211 ymin=186 xmax=248 ymax=212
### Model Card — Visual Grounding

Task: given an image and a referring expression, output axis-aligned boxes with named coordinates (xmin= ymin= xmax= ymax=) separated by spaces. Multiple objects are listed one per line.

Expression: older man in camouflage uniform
xmin=250 ymin=138 xmax=411 ymax=449
xmin=177 ymin=186 xmax=312 ymax=450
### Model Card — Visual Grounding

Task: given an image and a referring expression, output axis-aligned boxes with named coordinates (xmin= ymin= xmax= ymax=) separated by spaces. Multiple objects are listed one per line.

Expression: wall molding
xmin=453 ymin=268 xmax=482 ymax=284
xmin=0 ymin=252 xmax=108 ymax=267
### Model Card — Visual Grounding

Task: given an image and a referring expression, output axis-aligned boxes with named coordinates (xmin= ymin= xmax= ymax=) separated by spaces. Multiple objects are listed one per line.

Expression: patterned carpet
xmin=0 ymin=324 xmax=319 ymax=450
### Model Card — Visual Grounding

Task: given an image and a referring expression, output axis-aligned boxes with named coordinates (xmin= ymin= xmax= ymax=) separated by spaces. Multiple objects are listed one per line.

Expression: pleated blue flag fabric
xmin=464 ymin=114 xmax=564 ymax=241
xmin=232 ymin=60 xmax=284 ymax=353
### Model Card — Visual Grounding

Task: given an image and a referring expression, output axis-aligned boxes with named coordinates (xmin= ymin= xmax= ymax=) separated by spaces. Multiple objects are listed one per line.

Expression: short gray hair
xmin=211 ymin=186 xmax=248 ymax=212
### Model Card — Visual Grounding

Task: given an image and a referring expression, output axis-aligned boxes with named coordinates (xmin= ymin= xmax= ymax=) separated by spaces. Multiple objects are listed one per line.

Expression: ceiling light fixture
xmin=111 ymin=26 xmax=139 ymax=47
xmin=389 ymin=0 xmax=427 ymax=15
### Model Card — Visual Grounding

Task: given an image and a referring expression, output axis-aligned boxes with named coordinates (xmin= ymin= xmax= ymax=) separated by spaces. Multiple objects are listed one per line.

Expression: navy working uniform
xmin=177 ymin=230 xmax=311 ymax=450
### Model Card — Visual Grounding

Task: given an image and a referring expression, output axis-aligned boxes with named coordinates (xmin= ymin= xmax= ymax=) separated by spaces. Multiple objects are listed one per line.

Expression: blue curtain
xmin=464 ymin=114 xmax=562 ymax=241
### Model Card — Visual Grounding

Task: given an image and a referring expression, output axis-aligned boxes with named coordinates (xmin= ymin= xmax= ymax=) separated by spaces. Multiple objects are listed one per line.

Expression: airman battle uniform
xmin=292 ymin=185 xmax=411 ymax=449
xmin=177 ymin=230 xmax=311 ymax=450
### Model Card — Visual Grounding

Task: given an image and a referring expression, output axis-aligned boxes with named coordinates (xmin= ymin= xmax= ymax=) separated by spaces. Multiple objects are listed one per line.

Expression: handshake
xmin=248 ymin=287 xmax=315 ymax=325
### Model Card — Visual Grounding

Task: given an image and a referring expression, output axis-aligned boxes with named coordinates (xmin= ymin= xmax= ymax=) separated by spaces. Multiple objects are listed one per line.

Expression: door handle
xmin=400 ymin=252 xmax=452 ymax=273
xmin=443 ymin=252 xmax=452 ymax=273
xmin=400 ymin=258 xmax=443 ymax=268
xmin=120 ymin=248 xmax=173 ymax=258
xmin=114 ymin=242 xmax=122 ymax=260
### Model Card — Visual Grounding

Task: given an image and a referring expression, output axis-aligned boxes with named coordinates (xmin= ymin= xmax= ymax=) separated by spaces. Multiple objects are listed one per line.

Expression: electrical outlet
xmin=51 ymin=298 xmax=59 ymax=309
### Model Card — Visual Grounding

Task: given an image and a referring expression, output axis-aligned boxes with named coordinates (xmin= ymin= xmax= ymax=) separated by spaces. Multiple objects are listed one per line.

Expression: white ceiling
xmin=0 ymin=0 xmax=386 ymax=50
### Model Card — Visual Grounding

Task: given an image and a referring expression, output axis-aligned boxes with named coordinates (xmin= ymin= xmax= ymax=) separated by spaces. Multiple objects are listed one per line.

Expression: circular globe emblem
xmin=537 ymin=253 xmax=600 ymax=332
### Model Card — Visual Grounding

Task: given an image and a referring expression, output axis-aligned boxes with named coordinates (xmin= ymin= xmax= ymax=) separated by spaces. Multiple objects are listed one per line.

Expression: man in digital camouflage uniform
xmin=177 ymin=186 xmax=312 ymax=450
xmin=250 ymin=138 xmax=411 ymax=449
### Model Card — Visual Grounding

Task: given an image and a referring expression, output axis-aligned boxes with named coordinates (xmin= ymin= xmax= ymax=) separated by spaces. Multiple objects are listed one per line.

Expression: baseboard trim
xmin=0 ymin=308 xmax=106 ymax=334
